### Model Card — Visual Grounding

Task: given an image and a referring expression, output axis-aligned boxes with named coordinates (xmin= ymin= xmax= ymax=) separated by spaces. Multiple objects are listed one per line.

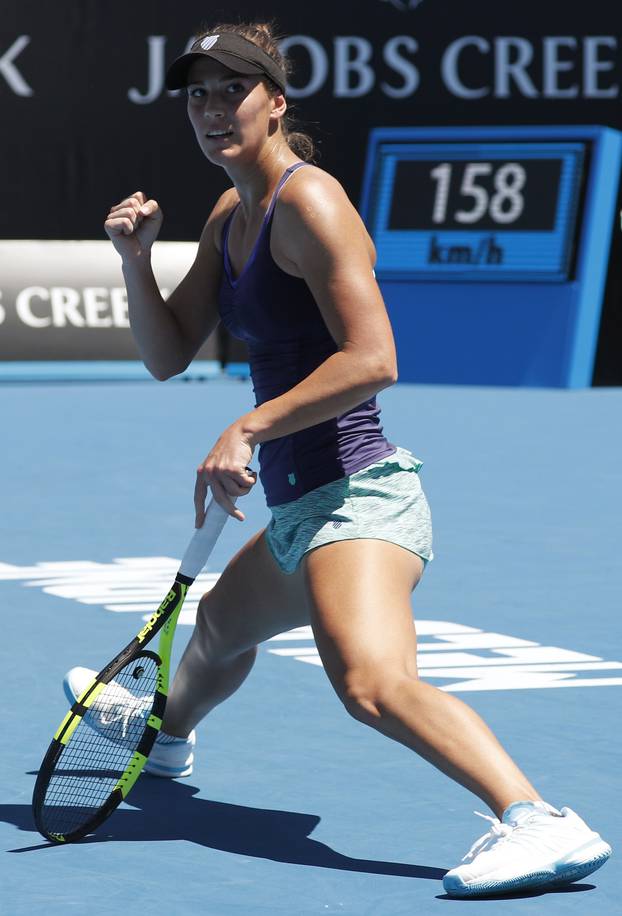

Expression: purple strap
xmin=264 ymin=162 xmax=309 ymax=222
xmin=222 ymin=162 xmax=309 ymax=285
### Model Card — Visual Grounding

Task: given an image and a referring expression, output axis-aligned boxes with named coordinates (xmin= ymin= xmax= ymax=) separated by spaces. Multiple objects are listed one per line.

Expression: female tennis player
xmin=65 ymin=22 xmax=610 ymax=897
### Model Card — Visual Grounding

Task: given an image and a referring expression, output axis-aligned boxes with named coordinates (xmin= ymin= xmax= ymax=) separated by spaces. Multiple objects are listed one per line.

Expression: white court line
xmin=3 ymin=556 xmax=621 ymax=692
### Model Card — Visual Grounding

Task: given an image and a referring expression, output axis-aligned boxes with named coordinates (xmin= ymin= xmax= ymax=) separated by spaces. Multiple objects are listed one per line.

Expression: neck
xmin=223 ymin=139 xmax=300 ymax=216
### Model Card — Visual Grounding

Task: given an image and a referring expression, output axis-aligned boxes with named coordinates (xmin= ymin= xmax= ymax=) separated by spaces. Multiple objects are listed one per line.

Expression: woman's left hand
xmin=195 ymin=422 xmax=257 ymax=526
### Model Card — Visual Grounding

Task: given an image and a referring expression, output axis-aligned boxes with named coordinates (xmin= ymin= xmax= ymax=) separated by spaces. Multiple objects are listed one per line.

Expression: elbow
xmin=380 ymin=369 xmax=398 ymax=391
xmin=147 ymin=360 xmax=189 ymax=382
xmin=145 ymin=344 xmax=193 ymax=381
xmin=372 ymin=354 xmax=398 ymax=389
xmin=344 ymin=345 xmax=397 ymax=390
xmin=386 ymin=361 xmax=398 ymax=386
xmin=151 ymin=368 xmax=172 ymax=382
xmin=146 ymin=361 xmax=172 ymax=381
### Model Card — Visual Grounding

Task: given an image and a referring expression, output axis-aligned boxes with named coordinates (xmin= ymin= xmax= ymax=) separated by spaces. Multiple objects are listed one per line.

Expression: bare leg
xmin=304 ymin=539 xmax=541 ymax=819
xmin=163 ymin=528 xmax=310 ymax=736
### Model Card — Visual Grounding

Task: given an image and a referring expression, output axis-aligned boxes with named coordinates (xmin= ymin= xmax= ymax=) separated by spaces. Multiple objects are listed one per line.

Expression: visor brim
xmin=165 ymin=51 xmax=269 ymax=90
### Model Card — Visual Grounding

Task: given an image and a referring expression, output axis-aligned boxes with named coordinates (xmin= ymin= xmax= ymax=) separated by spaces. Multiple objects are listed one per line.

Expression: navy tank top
xmin=218 ymin=163 xmax=395 ymax=506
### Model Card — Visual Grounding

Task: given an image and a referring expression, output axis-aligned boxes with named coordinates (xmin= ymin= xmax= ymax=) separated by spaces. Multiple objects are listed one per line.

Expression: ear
xmin=269 ymin=90 xmax=287 ymax=124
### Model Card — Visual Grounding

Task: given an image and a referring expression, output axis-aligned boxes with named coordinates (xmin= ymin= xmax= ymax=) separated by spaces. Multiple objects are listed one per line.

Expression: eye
xmin=225 ymin=82 xmax=245 ymax=94
xmin=187 ymin=86 xmax=205 ymax=99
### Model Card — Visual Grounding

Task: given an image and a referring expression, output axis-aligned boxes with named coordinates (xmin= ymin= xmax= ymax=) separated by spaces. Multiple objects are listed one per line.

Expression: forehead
xmin=187 ymin=58 xmax=247 ymax=85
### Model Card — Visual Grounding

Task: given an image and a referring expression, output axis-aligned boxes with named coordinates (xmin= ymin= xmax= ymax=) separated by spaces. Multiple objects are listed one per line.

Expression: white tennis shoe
xmin=62 ymin=666 xmax=195 ymax=777
xmin=443 ymin=800 xmax=612 ymax=897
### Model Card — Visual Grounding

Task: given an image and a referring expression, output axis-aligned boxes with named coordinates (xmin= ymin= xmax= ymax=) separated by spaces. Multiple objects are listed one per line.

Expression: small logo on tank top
xmin=288 ymin=472 xmax=296 ymax=486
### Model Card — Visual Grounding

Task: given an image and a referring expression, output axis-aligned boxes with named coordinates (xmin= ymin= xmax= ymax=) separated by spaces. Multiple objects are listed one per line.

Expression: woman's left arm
xmin=195 ymin=172 xmax=398 ymax=524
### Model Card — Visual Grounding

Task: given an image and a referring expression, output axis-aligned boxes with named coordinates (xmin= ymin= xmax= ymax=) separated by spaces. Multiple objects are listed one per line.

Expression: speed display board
xmin=365 ymin=140 xmax=585 ymax=281
xmin=360 ymin=126 xmax=622 ymax=387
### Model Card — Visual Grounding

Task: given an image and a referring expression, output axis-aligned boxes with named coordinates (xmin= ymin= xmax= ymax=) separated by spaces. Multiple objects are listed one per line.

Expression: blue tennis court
xmin=1 ymin=377 xmax=620 ymax=913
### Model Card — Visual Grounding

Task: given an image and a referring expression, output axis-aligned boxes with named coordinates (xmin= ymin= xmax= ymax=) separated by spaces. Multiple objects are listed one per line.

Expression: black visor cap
xmin=165 ymin=33 xmax=287 ymax=95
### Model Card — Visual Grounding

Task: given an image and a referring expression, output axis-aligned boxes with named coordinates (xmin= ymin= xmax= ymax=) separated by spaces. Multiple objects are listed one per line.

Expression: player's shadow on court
xmin=7 ymin=777 xmax=443 ymax=880
xmin=3 ymin=780 xmax=598 ymax=895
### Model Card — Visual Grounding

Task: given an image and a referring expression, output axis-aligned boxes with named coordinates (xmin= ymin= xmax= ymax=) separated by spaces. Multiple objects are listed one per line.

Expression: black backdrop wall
xmin=2 ymin=1 xmax=622 ymax=381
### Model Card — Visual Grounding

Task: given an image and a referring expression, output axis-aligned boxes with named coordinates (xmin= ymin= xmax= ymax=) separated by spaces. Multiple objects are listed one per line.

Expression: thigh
xmin=199 ymin=527 xmax=311 ymax=658
xmin=303 ymin=539 xmax=424 ymax=692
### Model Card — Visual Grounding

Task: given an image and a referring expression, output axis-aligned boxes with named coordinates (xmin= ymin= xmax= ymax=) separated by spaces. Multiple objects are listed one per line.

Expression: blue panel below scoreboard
xmin=360 ymin=126 xmax=622 ymax=387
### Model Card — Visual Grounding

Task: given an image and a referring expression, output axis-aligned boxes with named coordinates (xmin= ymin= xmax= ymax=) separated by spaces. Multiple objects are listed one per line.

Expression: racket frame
xmin=32 ymin=572 xmax=193 ymax=843
xmin=32 ymin=498 xmax=230 ymax=844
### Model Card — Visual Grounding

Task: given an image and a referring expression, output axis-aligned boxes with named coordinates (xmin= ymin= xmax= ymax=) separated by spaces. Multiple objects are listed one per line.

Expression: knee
xmin=336 ymin=663 xmax=419 ymax=723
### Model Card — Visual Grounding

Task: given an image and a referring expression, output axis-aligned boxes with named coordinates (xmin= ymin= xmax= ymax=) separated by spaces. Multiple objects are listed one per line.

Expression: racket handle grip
xmin=179 ymin=498 xmax=232 ymax=579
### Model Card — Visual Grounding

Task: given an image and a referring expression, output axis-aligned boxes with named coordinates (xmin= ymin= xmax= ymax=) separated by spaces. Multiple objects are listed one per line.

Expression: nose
xmin=202 ymin=91 xmax=225 ymax=119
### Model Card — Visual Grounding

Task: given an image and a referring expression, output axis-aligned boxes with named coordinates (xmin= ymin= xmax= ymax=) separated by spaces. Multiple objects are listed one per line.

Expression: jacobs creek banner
xmin=1 ymin=1 xmax=621 ymax=380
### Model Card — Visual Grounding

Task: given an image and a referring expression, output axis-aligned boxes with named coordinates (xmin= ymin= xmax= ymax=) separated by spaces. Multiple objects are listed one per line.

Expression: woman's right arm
xmin=105 ymin=189 xmax=234 ymax=380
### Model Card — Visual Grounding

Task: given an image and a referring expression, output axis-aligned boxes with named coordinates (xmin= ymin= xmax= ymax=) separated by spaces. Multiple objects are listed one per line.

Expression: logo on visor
xmin=200 ymin=35 xmax=220 ymax=51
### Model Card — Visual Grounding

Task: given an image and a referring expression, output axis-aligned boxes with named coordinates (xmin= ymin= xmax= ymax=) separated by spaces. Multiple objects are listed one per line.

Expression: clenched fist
xmin=105 ymin=190 xmax=163 ymax=260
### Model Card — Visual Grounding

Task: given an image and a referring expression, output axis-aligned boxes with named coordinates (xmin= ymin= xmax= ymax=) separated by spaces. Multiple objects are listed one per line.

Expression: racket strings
xmin=40 ymin=657 xmax=159 ymax=837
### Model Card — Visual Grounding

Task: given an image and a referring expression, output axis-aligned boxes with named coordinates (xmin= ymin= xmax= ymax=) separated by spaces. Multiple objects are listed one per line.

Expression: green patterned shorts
xmin=265 ymin=446 xmax=434 ymax=575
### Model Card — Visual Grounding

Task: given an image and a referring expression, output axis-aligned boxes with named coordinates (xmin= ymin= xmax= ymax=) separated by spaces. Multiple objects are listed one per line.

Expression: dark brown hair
xmin=196 ymin=21 xmax=317 ymax=162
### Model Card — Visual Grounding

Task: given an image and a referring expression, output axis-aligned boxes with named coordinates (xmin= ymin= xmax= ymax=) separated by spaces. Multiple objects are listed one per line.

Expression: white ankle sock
xmin=156 ymin=731 xmax=187 ymax=745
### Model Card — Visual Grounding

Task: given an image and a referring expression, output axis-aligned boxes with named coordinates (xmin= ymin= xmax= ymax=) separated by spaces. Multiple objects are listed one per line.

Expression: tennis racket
xmin=32 ymin=498 xmax=230 ymax=844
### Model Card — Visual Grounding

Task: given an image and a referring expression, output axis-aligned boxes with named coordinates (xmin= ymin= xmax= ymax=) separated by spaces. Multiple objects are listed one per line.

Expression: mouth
xmin=205 ymin=130 xmax=234 ymax=139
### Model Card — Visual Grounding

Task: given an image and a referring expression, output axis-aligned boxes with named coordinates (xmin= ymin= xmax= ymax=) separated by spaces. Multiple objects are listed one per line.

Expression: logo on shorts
xmin=332 ymin=521 xmax=342 ymax=529
xmin=288 ymin=472 xmax=296 ymax=486
xmin=200 ymin=35 xmax=220 ymax=51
